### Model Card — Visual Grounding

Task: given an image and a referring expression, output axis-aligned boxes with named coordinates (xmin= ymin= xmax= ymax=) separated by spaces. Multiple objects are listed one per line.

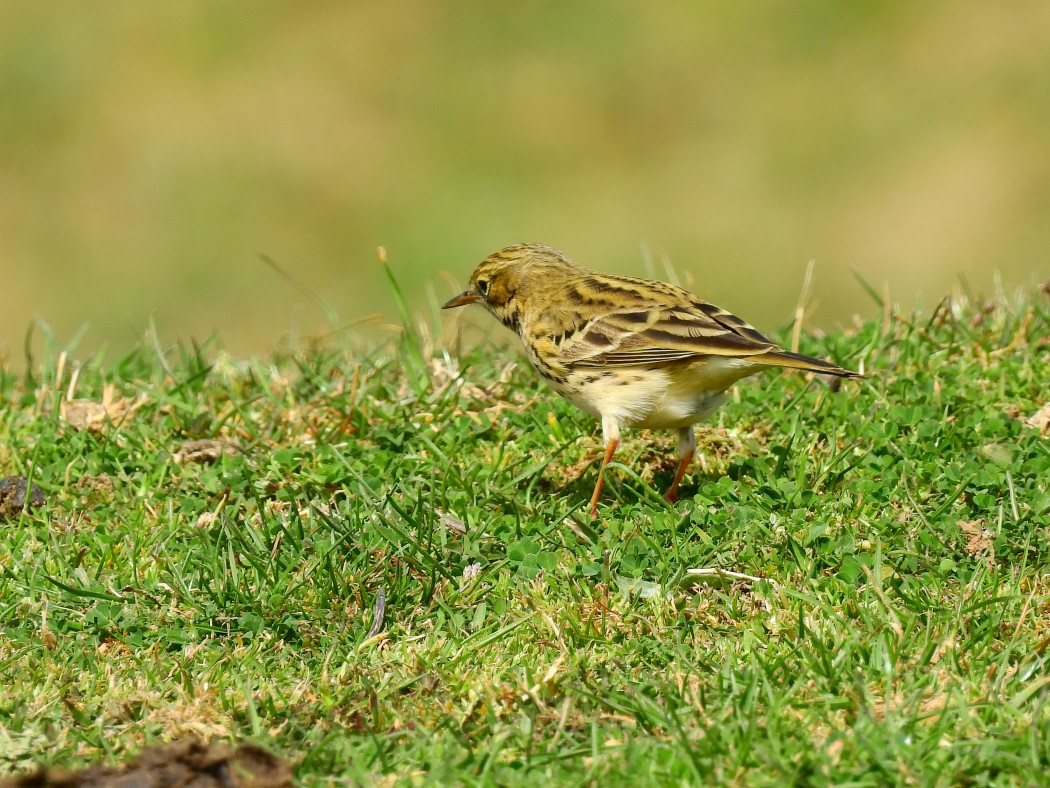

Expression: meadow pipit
xmin=444 ymin=243 xmax=862 ymax=518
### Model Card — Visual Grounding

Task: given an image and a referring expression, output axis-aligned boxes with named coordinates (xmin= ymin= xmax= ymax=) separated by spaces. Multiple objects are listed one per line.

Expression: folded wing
xmin=562 ymin=296 xmax=859 ymax=378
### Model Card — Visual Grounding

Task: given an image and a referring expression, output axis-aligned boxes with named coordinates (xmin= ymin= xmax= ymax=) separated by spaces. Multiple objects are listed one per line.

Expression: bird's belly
xmin=542 ymin=357 xmax=764 ymax=430
xmin=634 ymin=388 xmax=728 ymax=429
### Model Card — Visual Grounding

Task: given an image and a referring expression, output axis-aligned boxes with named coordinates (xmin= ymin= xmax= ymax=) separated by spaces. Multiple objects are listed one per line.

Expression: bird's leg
xmin=588 ymin=418 xmax=620 ymax=519
xmin=663 ymin=426 xmax=696 ymax=503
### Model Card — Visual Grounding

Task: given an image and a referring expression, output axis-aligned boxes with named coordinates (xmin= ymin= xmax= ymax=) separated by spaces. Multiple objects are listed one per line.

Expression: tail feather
xmin=751 ymin=349 xmax=862 ymax=378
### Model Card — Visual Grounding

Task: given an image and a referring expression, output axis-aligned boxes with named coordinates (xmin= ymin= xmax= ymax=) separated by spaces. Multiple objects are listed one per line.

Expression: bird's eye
xmin=476 ymin=279 xmax=490 ymax=297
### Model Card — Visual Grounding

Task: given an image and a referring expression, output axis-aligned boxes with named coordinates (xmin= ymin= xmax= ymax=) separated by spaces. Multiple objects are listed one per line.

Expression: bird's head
xmin=442 ymin=243 xmax=577 ymax=331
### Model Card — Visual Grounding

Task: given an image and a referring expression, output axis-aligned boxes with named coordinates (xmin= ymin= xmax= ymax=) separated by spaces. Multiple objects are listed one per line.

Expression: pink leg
xmin=589 ymin=437 xmax=619 ymax=519
xmin=663 ymin=426 xmax=696 ymax=503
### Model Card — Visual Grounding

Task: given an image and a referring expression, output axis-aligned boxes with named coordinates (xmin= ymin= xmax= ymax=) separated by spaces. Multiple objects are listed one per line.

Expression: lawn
xmin=1 ymin=281 xmax=1048 ymax=784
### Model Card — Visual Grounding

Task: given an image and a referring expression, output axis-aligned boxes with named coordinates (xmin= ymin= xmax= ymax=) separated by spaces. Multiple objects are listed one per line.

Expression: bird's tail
xmin=751 ymin=349 xmax=863 ymax=378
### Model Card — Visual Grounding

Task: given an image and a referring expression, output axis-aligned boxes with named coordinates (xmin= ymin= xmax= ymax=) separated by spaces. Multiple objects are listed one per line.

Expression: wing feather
xmin=534 ymin=272 xmax=857 ymax=377
xmin=566 ymin=299 xmax=778 ymax=368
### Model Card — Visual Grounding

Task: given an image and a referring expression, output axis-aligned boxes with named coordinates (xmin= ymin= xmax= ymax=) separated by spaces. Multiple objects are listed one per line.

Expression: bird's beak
xmin=442 ymin=290 xmax=479 ymax=309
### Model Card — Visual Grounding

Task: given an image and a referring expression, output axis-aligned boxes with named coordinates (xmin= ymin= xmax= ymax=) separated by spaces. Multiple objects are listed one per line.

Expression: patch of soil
xmin=75 ymin=474 xmax=116 ymax=507
xmin=0 ymin=477 xmax=45 ymax=522
xmin=2 ymin=738 xmax=292 ymax=788
xmin=173 ymin=439 xmax=240 ymax=465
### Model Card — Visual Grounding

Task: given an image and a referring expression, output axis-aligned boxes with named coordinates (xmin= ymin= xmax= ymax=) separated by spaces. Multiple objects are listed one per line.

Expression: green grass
xmin=1 ymin=283 xmax=1048 ymax=785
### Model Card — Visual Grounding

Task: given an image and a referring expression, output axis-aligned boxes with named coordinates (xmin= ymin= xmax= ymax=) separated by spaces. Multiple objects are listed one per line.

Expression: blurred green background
xmin=2 ymin=1 xmax=1048 ymax=361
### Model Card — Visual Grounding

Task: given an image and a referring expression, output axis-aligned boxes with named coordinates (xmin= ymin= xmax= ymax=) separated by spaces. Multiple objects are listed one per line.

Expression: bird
xmin=443 ymin=243 xmax=862 ymax=518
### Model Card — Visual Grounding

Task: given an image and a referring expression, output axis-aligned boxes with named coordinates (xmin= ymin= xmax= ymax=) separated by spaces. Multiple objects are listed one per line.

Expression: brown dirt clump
xmin=1 ymin=738 xmax=292 ymax=788
xmin=0 ymin=477 xmax=45 ymax=522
